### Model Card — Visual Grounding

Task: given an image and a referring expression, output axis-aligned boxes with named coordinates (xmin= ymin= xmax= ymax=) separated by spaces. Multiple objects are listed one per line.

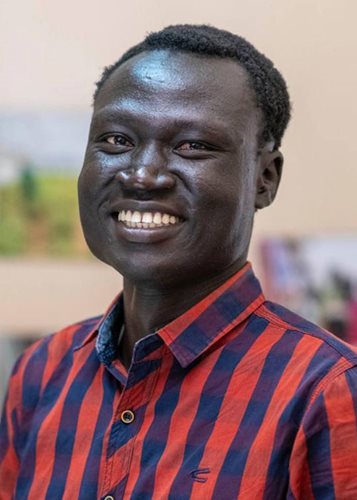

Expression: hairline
xmin=93 ymin=48 xmax=267 ymax=149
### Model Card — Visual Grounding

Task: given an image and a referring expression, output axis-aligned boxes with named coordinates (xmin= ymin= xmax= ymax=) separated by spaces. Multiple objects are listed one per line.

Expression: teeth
xmin=162 ymin=214 xmax=170 ymax=225
xmin=132 ymin=211 xmax=141 ymax=223
xmin=117 ymin=210 xmax=180 ymax=229
xmin=153 ymin=212 xmax=162 ymax=224
xmin=142 ymin=212 xmax=153 ymax=223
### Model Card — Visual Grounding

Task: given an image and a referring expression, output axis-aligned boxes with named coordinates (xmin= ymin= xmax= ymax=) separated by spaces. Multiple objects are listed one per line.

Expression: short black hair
xmin=94 ymin=24 xmax=291 ymax=148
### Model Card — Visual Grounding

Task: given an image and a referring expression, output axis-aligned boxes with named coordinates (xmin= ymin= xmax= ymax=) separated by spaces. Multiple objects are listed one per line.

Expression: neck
xmin=119 ymin=259 xmax=247 ymax=368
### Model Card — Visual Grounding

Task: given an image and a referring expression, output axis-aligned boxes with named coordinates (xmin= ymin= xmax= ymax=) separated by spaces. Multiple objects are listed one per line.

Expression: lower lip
xmin=111 ymin=219 xmax=184 ymax=243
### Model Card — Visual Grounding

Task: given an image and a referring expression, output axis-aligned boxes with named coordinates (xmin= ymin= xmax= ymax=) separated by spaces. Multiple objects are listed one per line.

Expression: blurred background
xmin=1 ymin=0 xmax=357 ymax=402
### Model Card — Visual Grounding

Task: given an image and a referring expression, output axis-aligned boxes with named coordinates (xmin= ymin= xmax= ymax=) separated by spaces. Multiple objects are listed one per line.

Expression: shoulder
xmin=5 ymin=315 xmax=102 ymax=412
xmin=253 ymin=300 xmax=357 ymax=401
xmin=19 ymin=315 xmax=102 ymax=370
xmin=257 ymin=300 xmax=357 ymax=363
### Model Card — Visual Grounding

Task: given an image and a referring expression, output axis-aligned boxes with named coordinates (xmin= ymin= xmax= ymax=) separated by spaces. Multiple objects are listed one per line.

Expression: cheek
xmin=196 ymin=170 xmax=243 ymax=217
xmin=185 ymin=177 xmax=241 ymax=254
xmin=78 ymin=159 xmax=113 ymax=212
xmin=78 ymin=165 xmax=109 ymax=244
xmin=199 ymin=168 xmax=256 ymax=239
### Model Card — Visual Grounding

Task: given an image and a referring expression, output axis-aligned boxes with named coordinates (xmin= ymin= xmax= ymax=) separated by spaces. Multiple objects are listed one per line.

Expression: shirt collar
xmin=74 ymin=262 xmax=265 ymax=368
xmin=157 ymin=262 xmax=265 ymax=367
xmin=73 ymin=292 xmax=123 ymax=354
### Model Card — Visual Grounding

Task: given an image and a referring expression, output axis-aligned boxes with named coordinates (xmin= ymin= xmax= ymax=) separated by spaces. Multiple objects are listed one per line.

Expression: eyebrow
xmin=91 ymin=105 xmax=238 ymax=144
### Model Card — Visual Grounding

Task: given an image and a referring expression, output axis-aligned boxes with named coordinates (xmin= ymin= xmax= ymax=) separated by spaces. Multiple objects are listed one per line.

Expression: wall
xmin=1 ymin=0 xmax=356 ymax=238
xmin=1 ymin=1 xmax=357 ymax=343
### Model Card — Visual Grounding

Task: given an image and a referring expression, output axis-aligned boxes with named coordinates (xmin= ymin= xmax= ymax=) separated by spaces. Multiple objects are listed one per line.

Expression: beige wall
xmin=1 ymin=0 xmax=357 ymax=238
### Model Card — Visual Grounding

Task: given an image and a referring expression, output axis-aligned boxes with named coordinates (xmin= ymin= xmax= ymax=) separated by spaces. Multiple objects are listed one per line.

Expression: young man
xmin=1 ymin=25 xmax=357 ymax=499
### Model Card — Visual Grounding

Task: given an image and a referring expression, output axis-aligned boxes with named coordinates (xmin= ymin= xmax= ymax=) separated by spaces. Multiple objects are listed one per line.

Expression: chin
xmin=99 ymin=252 xmax=190 ymax=289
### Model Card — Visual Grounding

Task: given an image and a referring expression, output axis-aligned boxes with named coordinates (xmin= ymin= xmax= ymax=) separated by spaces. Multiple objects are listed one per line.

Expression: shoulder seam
xmin=256 ymin=303 xmax=357 ymax=364
xmin=255 ymin=303 xmax=357 ymax=413
xmin=306 ymin=358 xmax=355 ymax=411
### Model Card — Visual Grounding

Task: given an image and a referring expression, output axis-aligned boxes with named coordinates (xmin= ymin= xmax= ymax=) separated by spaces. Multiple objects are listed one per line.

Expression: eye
xmin=105 ymin=134 xmax=133 ymax=147
xmin=97 ymin=133 xmax=134 ymax=154
xmin=176 ymin=141 xmax=209 ymax=151
xmin=174 ymin=140 xmax=217 ymax=159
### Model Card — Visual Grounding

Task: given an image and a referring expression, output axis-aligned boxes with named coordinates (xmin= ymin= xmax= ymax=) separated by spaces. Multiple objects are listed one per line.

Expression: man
xmin=1 ymin=24 xmax=357 ymax=499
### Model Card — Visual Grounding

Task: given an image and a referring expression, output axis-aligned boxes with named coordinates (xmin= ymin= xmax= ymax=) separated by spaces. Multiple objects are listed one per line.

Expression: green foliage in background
xmin=0 ymin=170 xmax=86 ymax=256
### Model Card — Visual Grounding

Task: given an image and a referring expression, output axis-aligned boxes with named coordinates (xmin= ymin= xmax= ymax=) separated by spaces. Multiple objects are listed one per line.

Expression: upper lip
xmin=109 ymin=200 xmax=187 ymax=220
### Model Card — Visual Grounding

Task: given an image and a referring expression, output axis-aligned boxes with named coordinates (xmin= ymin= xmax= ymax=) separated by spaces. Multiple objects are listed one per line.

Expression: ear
xmin=255 ymin=150 xmax=283 ymax=210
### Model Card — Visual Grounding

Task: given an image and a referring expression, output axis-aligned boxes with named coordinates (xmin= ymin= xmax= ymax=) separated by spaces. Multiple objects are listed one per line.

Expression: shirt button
xmin=104 ymin=496 xmax=114 ymax=500
xmin=120 ymin=409 xmax=135 ymax=424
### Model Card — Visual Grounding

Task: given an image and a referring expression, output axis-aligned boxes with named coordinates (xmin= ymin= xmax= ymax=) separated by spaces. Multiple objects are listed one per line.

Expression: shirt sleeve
xmin=288 ymin=366 xmax=357 ymax=499
xmin=0 ymin=355 xmax=25 ymax=497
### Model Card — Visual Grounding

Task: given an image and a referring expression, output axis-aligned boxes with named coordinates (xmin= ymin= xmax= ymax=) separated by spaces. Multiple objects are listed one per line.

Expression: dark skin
xmin=78 ymin=50 xmax=283 ymax=368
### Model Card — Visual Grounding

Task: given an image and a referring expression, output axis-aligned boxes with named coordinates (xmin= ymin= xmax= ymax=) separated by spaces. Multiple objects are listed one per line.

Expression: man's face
xmin=79 ymin=50 xmax=276 ymax=287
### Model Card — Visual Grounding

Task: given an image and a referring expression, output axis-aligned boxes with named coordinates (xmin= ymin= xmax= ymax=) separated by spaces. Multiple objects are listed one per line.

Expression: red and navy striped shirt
xmin=1 ymin=263 xmax=357 ymax=499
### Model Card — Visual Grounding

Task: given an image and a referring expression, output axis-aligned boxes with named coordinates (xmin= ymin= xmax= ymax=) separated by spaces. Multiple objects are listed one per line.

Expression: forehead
xmin=94 ymin=50 xmax=260 ymax=132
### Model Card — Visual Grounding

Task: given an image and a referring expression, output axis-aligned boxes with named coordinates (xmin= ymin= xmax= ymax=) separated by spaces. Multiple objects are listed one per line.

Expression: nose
xmin=116 ymin=143 xmax=176 ymax=193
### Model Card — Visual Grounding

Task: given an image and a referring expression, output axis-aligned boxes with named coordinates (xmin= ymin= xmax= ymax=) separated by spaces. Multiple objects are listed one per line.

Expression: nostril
xmin=117 ymin=169 xmax=155 ymax=189
xmin=116 ymin=163 xmax=176 ymax=192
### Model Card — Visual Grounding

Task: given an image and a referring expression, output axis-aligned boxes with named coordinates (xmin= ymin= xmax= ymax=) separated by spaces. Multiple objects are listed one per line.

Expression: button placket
xmin=102 ymin=341 xmax=164 ymax=498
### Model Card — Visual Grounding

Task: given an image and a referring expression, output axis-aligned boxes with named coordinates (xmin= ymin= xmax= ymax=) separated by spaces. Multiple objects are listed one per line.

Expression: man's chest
xmin=17 ymin=348 xmax=301 ymax=499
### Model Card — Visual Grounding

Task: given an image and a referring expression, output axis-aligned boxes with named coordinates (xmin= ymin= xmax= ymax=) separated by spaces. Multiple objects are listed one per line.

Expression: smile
xmin=117 ymin=210 xmax=180 ymax=229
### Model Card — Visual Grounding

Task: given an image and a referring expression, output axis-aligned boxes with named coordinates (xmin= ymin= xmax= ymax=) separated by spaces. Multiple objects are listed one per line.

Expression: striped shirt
xmin=1 ymin=263 xmax=357 ymax=499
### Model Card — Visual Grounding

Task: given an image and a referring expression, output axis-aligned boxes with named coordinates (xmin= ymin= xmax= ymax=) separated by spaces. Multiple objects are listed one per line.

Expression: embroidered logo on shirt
xmin=190 ymin=468 xmax=211 ymax=483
